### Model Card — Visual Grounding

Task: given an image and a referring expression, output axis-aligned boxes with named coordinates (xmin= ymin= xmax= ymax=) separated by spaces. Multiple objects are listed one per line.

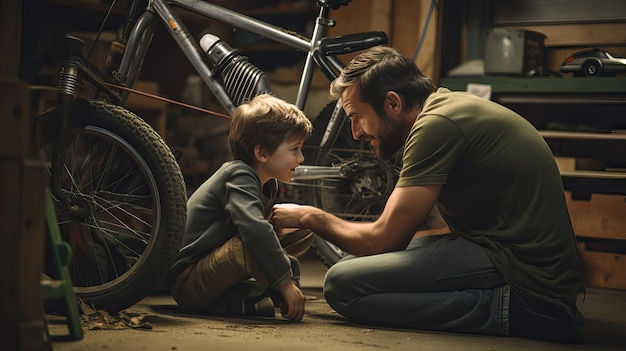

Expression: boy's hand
xmin=277 ymin=279 xmax=305 ymax=321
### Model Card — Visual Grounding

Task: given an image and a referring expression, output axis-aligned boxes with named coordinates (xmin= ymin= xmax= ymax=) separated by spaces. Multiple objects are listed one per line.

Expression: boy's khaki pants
xmin=171 ymin=229 xmax=314 ymax=312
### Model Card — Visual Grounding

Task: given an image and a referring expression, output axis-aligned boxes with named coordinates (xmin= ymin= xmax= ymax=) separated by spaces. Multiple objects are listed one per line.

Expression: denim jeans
xmin=323 ymin=233 xmax=510 ymax=336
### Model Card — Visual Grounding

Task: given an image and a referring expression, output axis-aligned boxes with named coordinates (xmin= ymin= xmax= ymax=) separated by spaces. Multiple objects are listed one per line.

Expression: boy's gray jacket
xmin=168 ymin=160 xmax=292 ymax=289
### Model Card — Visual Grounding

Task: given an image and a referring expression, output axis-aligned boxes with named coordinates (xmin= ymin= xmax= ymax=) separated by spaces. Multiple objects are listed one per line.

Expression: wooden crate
xmin=577 ymin=242 xmax=626 ymax=290
xmin=567 ymin=192 xmax=626 ymax=289
xmin=566 ymin=192 xmax=626 ymax=241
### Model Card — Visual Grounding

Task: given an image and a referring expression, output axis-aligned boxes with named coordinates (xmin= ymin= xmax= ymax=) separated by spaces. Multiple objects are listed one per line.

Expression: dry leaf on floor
xmin=77 ymin=299 xmax=152 ymax=330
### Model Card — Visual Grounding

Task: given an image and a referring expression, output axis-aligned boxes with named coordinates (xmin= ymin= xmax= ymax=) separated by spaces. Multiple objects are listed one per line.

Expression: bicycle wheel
xmin=305 ymin=101 xmax=401 ymax=267
xmin=36 ymin=99 xmax=187 ymax=312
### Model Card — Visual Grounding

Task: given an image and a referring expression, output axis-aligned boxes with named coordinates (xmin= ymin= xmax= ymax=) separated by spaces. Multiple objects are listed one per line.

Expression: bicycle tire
xmin=306 ymin=101 xmax=402 ymax=267
xmin=36 ymin=99 xmax=187 ymax=312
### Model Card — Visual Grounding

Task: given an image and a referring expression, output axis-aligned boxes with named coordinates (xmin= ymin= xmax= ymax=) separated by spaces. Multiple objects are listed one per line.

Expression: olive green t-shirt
xmin=398 ymin=88 xmax=585 ymax=305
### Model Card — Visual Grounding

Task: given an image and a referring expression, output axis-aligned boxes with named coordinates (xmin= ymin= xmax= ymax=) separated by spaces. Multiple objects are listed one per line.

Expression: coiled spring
xmin=221 ymin=57 xmax=271 ymax=106
xmin=57 ymin=57 xmax=80 ymax=97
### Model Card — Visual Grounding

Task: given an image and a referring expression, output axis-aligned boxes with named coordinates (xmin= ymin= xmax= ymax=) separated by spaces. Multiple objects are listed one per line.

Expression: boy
xmin=169 ymin=94 xmax=314 ymax=322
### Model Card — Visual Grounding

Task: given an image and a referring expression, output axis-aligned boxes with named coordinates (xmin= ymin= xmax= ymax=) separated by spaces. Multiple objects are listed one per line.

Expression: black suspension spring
xmin=220 ymin=56 xmax=272 ymax=107
xmin=57 ymin=56 xmax=81 ymax=97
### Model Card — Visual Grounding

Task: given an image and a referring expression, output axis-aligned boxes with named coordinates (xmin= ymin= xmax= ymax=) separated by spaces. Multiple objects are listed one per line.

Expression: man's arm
xmin=272 ymin=184 xmax=442 ymax=256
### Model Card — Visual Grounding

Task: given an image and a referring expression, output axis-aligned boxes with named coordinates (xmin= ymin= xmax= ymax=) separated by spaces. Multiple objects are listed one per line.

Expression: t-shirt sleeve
xmin=224 ymin=171 xmax=292 ymax=288
xmin=398 ymin=115 xmax=468 ymax=187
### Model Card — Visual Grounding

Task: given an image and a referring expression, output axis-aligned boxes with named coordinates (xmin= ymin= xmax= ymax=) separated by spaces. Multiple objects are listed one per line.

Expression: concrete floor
xmin=48 ymin=251 xmax=626 ymax=351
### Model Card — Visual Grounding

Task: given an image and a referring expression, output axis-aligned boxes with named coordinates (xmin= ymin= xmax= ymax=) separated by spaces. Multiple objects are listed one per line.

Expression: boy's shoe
xmin=243 ymin=296 xmax=276 ymax=317
xmin=262 ymin=287 xmax=282 ymax=308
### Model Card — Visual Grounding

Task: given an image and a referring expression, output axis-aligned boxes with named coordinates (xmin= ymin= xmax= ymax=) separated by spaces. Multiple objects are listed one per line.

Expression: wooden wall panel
xmin=328 ymin=0 xmax=391 ymax=65
xmin=391 ymin=0 xmax=442 ymax=81
xmin=328 ymin=0 xmax=442 ymax=81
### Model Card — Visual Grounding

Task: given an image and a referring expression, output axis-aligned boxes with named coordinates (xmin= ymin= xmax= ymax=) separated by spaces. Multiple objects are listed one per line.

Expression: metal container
xmin=485 ymin=29 xmax=546 ymax=76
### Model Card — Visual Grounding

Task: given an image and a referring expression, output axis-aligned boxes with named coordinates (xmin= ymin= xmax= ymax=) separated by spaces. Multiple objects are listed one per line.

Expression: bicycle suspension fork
xmin=52 ymin=35 xmax=86 ymax=207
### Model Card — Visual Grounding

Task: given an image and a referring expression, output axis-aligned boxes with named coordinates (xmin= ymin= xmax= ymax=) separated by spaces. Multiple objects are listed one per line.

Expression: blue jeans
xmin=323 ymin=233 xmax=510 ymax=335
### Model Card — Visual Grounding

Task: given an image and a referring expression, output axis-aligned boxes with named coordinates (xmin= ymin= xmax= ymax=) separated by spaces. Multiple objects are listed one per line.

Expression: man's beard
xmin=373 ymin=113 xmax=406 ymax=160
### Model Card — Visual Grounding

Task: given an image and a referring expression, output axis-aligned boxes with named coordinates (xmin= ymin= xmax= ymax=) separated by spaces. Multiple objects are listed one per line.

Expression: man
xmin=270 ymin=46 xmax=585 ymax=342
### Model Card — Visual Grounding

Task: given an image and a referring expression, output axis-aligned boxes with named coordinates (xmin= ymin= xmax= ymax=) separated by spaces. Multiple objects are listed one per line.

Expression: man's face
xmin=341 ymin=84 xmax=406 ymax=160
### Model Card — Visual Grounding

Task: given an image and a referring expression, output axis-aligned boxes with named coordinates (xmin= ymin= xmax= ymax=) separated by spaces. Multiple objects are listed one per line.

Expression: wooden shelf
xmin=440 ymin=76 xmax=626 ymax=94
xmin=540 ymin=131 xmax=626 ymax=164
xmin=442 ymin=76 xmax=626 ymax=197
xmin=562 ymin=170 xmax=626 ymax=198
xmin=539 ymin=131 xmax=626 ymax=140
xmin=438 ymin=0 xmax=626 ymax=291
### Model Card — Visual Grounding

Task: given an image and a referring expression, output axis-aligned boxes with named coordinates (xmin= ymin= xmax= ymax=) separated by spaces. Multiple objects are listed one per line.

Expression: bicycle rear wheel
xmin=305 ymin=102 xmax=401 ymax=267
xmin=36 ymin=99 xmax=187 ymax=312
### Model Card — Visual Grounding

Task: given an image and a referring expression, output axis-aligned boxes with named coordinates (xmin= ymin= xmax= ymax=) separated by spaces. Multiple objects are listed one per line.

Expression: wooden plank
xmin=327 ymin=0 xmax=375 ymax=65
xmin=394 ymin=0 xmax=441 ymax=81
xmin=0 ymin=159 xmax=22 ymax=351
xmin=0 ymin=79 xmax=30 ymax=157
xmin=369 ymin=0 xmax=391 ymax=37
xmin=18 ymin=160 xmax=48 ymax=350
xmin=328 ymin=0 xmax=442 ymax=81
xmin=498 ymin=23 xmax=626 ymax=47
xmin=0 ymin=159 xmax=48 ymax=350
xmin=440 ymin=76 xmax=626 ymax=94
xmin=578 ymin=243 xmax=626 ymax=290
xmin=391 ymin=0 xmax=424 ymax=57
xmin=567 ymin=192 xmax=626 ymax=240
xmin=0 ymin=0 xmax=22 ymax=77
xmin=493 ymin=0 xmax=626 ymax=25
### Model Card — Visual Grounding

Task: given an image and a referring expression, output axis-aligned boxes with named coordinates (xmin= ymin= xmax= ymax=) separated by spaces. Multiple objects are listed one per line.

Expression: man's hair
xmin=228 ymin=94 xmax=313 ymax=165
xmin=329 ymin=46 xmax=436 ymax=117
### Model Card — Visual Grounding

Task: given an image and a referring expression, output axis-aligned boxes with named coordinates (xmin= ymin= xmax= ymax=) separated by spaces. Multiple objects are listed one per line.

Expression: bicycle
xmin=35 ymin=0 xmax=399 ymax=312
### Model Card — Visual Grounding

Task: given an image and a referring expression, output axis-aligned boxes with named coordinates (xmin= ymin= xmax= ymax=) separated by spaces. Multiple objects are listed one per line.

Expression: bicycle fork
xmin=52 ymin=35 xmax=126 ymax=207
xmin=51 ymin=36 xmax=85 ymax=207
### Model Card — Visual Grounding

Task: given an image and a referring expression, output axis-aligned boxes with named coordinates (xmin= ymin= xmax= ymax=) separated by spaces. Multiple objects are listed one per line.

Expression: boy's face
xmin=258 ymin=137 xmax=306 ymax=183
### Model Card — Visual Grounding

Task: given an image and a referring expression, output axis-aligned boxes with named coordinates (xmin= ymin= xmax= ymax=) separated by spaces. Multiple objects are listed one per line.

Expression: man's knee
xmin=323 ymin=267 xmax=343 ymax=313
xmin=323 ymin=264 xmax=338 ymax=299
xmin=323 ymin=260 xmax=354 ymax=309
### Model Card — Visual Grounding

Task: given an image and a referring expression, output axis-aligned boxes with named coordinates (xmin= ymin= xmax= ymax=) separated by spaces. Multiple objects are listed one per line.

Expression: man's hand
xmin=270 ymin=203 xmax=308 ymax=233
xmin=277 ymin=279 xmax=305 ymax=321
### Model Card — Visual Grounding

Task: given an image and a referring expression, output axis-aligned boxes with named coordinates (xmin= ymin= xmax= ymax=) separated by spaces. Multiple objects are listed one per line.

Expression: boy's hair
xmin=228 ymin=94 xmax=313 ymax=165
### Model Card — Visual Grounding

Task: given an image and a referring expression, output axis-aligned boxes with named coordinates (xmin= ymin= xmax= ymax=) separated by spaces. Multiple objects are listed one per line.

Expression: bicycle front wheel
xmin=305 ymin=101 xmax=401 ymax=267
xmin=37 ymin=99 xmax=187 ymax=312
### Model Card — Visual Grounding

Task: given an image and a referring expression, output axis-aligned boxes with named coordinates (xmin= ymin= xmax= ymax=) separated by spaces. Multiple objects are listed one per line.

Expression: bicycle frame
xmin=120 ymin=0 xmax=332 ymax=110
xmin=103 ymin=0 xmax=387 ymax=181
xmin=45 ymin=1 xmax=392 ymax=301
